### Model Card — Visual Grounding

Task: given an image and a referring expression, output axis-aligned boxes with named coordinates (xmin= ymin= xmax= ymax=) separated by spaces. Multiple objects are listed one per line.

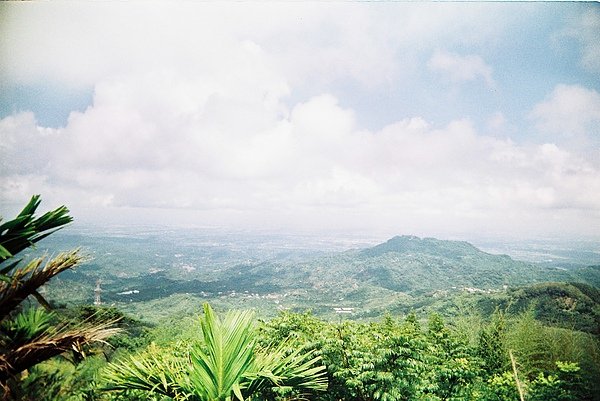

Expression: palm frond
xmin=1 ymin=308 xmax=56 ymax=345
xmin=248 ymin=341 xmax=328 ymax=396
xmin=0 ymin=246 xmax=11 ymax=261
xmin=103 ymin=343 xmax=189 ymax=400
xmin=188 ymin=303 xmax=256 ymax=401
xmin=0 ymin=195 xmax=121 ymax=392
xmin=0 ymin=251 xmax=85 ymax=321
xmin=0 ymin=318 xmax=121 ymax=382
xmin=0 ymin=194 xmax=73 ymax=266
xmin=103 ymin=304 xmax=328 ymax=401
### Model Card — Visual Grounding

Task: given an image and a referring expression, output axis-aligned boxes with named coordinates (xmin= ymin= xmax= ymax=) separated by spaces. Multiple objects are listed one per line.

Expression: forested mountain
xmin=39 ymin=231 xmax=600 ymax=324
xmin=283 ymin=235 xmax=584 ymax=294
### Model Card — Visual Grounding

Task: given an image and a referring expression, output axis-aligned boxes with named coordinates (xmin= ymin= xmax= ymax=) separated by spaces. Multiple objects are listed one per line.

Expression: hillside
xmin=230 ymin=235 xmax=596 ymax=297
xmin=42 ymin=232 xmax=600 ymax=322
xmin=361 ymin=235 xmax=483 ymax=258
xmin=482 ymin=282 xmax=600 ymax=334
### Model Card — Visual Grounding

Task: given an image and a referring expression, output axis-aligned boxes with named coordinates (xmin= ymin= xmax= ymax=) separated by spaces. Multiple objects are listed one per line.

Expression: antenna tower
xmin=94 ymin=279 xmax=102 ymax=305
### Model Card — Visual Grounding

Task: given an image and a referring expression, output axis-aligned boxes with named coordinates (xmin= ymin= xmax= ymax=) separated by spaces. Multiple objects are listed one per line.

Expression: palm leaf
xmin=0 ymin=246 xmax=11 ymax=261
xmin=0 ymin=194 xmax=73 ymax=266
xmin=0 ymin=251 xmax=84 ymax=322
xmin=248 ymin=341 xmax=328 ymax=397
xmin=103 ymin=343 xmax=189 ymax=400
xmin=0 ymin=317 xmax=120 ymax=382
xmin=104 ymin=304 xmax=327 ymax=401
xmin=1 ymin=308 xmax=56 ymax=345
xmin=188 ymin=304 xmax=256 ymax=401
xmin=0 ymin=195 xmax=121 ymax=388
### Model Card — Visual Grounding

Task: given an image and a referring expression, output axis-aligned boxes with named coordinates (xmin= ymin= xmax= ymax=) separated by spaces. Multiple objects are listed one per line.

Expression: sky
xmin=1 ymin=2 xmax=600 ymax=240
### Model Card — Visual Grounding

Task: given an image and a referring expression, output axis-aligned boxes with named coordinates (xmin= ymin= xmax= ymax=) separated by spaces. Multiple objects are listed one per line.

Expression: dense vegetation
xmin=0 ymin=196 xmax=120 ymax=399
xmin=2 ymin=196 xmax=600 ymax=400
xmin=9 ymin=304 xmax=600 ymax=401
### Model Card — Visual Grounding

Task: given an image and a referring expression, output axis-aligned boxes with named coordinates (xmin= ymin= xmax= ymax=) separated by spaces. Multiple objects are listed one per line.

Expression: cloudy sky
xmin=1 ymin=2 xmax=599 ymax=240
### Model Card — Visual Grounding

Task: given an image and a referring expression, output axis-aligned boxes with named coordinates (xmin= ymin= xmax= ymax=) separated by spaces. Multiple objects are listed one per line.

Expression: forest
xmin=1 ymin=197 xmax=599 ymax=401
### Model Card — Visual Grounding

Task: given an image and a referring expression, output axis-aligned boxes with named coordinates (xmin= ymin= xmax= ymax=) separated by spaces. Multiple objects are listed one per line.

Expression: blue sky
xmin=1 ymin=2 xmax=599 ymax=240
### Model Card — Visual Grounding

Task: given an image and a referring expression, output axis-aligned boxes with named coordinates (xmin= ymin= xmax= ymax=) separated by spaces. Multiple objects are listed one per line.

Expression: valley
xmin=39 ymin=225 xmax=600 ymax=327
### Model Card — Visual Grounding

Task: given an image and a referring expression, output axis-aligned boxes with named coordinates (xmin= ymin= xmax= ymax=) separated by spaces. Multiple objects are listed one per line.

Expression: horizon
xmin=47 ymin=219 xmax=600 ymax=263
xmin=1 ymin=3 xmax=600 ymax=240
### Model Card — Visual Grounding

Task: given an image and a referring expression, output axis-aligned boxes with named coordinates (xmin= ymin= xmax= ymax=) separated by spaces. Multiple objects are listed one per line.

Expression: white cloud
xmin=427 ymin=50 xmax=495 ymax=88
xmin=3 ymin=78 xmax=600 ymax=237
xmin=0 ymin=3 xmax=294 ymax=88
xmin=1 ymin=3 xmax=599 ymax=238
xmin=530 ymin=84 xmax=600 ymax=137
xmin=561 ymin=8 xmax=600 ymax=73
xmin=0 ymin=2 xmax=517 ymax=91
xmin=485 ymin=111 xmax=520 ymax=140
xmin=0 ymin=112 xmax=57 ymax=175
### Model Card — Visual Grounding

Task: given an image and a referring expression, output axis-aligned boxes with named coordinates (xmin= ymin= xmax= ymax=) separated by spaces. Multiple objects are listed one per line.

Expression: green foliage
xmin=507 ymin=311 xmax=569 ymax=376
xmin=527 ymin=361 xmax=582 ymax=401
xmin=1 ymin=307 xmax=56 ymax=345
xmin=105 ymin=342 xmax=189 ymax=399
xmin=17 ymin=366 xmax=66 ymax=401
xmin=499 ymin=282 xmax=600 ymax=334
xmin=0 ymin=195 xmax=119 ymax=399
xmin=425 ymin=313 xmax=481 ymax=400
xmin=474 ymin=361 xmax=585 ymax=401
xmin=12 ymin=354 xmax=166 ymax=401
xmin=188 ymin=304 xmax=257 ymax=401
xmin=259 ymin=310 xmax=483 ymax=401
xmin=8 ymin=300 xmax=597 ymax=401
xmin=477 ymin=310 xmax=507 ymax=375
xmin=476 ymin=371 xmax=520 ymax=401
xmin=257 ymin=310 xmax=325 ymax=346
xmin=254 ymin=308 xmax=600 ymax=401
xmin=104 ymin=303 xmax=327 ymax=401
xmin=507 ymin=313 xmax=600 ymax=399
xmin=0 ymin=194 xmax=72 ymax=264
xmin=72 ymin=305 xmax=152 ymax=351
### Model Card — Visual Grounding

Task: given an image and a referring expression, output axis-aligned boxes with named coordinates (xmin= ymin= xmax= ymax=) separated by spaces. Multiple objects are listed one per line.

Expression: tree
xmin=477 ymin=310 xmax=507 ymax=375
xmin=104 ymin=303 xmax=327 ymax=401
xmin=0 ymin=195 xmax=120 ymax=397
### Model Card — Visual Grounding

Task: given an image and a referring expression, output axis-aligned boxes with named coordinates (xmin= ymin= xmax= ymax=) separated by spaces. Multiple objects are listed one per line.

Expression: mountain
xmin=251 ymin=235 xmax=587 ymax=296
xmin=361 ymin=235 xmax=484 ymax=258
xmin=42 ymin=232 xmax=600 ymax=321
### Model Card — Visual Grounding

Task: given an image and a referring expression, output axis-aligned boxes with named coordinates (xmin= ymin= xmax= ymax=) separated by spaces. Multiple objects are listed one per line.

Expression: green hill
xmin=361 ymin=235 xmax=484 ymax=258
xmin=263 ymin=235 xmax=593 ymax=297
xmin=485 ymin=282 xmax=600 ymax=334
xmin=42 ymin=232 xmax=600 ymax=323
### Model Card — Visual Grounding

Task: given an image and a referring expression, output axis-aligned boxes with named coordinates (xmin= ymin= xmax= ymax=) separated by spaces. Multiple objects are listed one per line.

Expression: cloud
xmin=0 ymin=3 xmax=294 ymax=88
xmin=427 ymin=50 xmax=495 ymax=88
xmin=0 ymin=112 xmax=57 ymax=175
xmin=530 ymin=84 xmax=600 ymax=137
xmin=561 ymin=8 xmax=600 ymax=73
xmin=1 ymin=3 xmax=599 ymax=237
xmin=2 ymin=77 xmax=600 ymax=237
xmin=0 ymin=2 xmax=518 ymax=92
